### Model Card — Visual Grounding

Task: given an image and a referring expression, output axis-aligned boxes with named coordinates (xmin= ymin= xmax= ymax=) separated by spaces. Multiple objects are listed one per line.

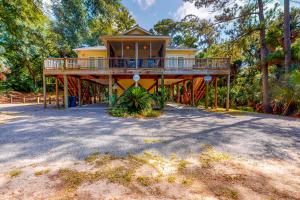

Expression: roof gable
xmin=121 ymin=25 xmax=152 ymax=36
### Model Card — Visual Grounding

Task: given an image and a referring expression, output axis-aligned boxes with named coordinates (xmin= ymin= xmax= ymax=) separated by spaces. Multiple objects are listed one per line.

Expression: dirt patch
xmin=1 ymin=147 xmax=299 ymax=200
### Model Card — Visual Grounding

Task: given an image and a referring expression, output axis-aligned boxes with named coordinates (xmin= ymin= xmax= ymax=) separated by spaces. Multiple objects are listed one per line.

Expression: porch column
xmin=191 ymin=78 xmax=195 ymax=106
xmin=56 ymin=76 xmax=59 ymax=108
xmin=205 ymin=80 xmax=209 ymax=109
xmin=109 ymin=74 xmax=113 ymax=106
xmin=121 ymin=42 xmax=124 ymax=58
xmin=176 ymin=82 xmax=180 ymax=103
xmin=214 ymin=77 xmax=218 ymax=109
xmin=43 ymin=75 xmax=46 ymax=108
xmin=170 ymin=84 xmax=174 ymax=100
xmin=161 ymin=73 xmax=165 ymax=109
xmin=135 ymin=42 xmax=138 ymax=69
xmin=63 ymin=75 xmax=68 ymax=109
xmin=150 ymin=42 xmax=152 ymax=58
xmin=226 ymin=74 xmax=230 ymax=111
xmin=78 ymin=78 xmax=81 ymax=106
xmin=93 ymin=83 xmax=96 ymax=103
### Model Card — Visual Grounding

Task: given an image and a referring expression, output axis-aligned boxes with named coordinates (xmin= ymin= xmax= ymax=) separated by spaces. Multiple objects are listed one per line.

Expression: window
xmin=178 ymin=57 xmax=184 ymax=68
xmin=168 ymin=57 xmax=176 ymax=67
xmin=97 ymin=57 xmax=103 ymax=68
xmin=89 ymin=57 xmax=95 ymax=68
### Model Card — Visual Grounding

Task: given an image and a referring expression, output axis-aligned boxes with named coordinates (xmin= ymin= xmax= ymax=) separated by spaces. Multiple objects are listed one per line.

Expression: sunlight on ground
xmin=0 ymin=145 xmax=299 ymax=200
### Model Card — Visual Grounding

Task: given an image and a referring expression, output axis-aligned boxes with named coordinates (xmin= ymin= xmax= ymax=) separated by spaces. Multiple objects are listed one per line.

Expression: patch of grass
xmin=136 ymin=175 xmax=161 ymax=187
xmin=215 ymin=187 xmax=238 ymax=199
xmin=84 ymin=152 xmax=100 ymax=163
xmin=143 ymin=138 xmax=162 ymax=144
xmin=199 ymin=145 xmax=231 ymax=168
xmin=9 ymin=169 xmax=21 ymax=178
xmin=95 ymin=154 xmax=116 ymax=167
xmin=167 ymin=175 xmax=176 ymax=183
xmin=29 ymin=163 xmax=38 ymax=167
xmin=170 ymin=153 xmax=177 ymax=160
xmin=136 ymin=176 xmax=153 ymax=187
xmin=181 ymin=177 xmax=193 ymax=186
xmin=142 ymin=109 xmax=161 ymax=118
xmin=104 ymin=166 xmax=133 ymax=184
xmin=109 ymin=107 xmax=127 ymax=117
xmin=58 ymin=168 xmax=88 ymax=189
xmin=177 ymin=160 xmax=188 ymax=172
xmin=34 ymin=169 xmax=50 ymax=176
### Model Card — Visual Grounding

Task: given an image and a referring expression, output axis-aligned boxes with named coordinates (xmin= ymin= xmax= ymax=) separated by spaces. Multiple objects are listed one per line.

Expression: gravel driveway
xmin=0 ymin=103 xmax=299 ymax=169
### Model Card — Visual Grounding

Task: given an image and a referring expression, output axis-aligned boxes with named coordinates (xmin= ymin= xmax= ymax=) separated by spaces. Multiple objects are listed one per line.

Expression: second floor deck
xmin=44 ymin=57 xmax=231 ymax=76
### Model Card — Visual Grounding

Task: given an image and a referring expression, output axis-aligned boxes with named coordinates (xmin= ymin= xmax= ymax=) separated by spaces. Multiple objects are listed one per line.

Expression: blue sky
xmin=122 ymin=0 xmax=298 ymax=31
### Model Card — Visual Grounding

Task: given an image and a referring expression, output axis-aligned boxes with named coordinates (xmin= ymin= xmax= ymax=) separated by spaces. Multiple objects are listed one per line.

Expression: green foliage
xmin=109 ymin=87 xmax=163 ymax=118
xmin=109 ymin=107 xmax=127 ymax=117
xmin=118 ymin=87 xmax=151 ymax=114
xmin=151 ymin=15 xmax=216 ymax=48
xmin=270 ymin=69 xmax=300 ymax=115
xmin=151 ymin=87 xmax=167 ymax=110
xmin=0 ymin=0 xmax=135 ymax=92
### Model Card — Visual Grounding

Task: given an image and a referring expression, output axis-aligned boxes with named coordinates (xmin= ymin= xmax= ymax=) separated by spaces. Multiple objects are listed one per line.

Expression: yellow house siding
xmin=117 ymin=79 xmax=156 ymax=95
xmin=76 ymin=50 xmax=107 ymax=58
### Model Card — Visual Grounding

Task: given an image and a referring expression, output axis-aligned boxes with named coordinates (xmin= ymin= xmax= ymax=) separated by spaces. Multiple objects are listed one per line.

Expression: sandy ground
xmin=0 ymin=103 xmax=299 ymax=199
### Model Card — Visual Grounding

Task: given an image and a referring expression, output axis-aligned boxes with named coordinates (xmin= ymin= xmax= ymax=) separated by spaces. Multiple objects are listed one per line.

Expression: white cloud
xmin=173 ymin=2 xmax=215 ymax=21
xmin=133 ymin=0 xmax=156 ymax=10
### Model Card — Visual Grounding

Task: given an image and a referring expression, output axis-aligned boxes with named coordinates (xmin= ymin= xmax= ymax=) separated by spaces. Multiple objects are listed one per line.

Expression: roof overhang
xmin=73 ymin=46 xmax=106 ymax=52
xmin=100 ymin=36 xmax=171 ymax=46
xmin=166 ymin=48 xmax=198 ymax=52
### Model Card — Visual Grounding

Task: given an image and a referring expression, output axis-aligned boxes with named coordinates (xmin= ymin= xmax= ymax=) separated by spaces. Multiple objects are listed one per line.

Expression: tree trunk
xmin=284 ymin=0 xmax=291 ymax=73
xmin=258 ymin=0 xmax=271 ymax=113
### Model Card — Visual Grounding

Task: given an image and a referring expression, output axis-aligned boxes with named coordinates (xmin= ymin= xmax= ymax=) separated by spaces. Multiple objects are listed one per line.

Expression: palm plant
xmin=271 ymin=70 xmax=300 ymax=115
xmin=119 ymin=87 xmax=151 ymax=113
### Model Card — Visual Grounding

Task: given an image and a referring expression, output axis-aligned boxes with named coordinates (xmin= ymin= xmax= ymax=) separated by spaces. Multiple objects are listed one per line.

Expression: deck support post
xmin=98 ymin=85 xmax=101 ymax=102
xmin=63 ymin=75 xmax=68 ymax=109
xmin=214 ymin=77 xmax=218 ymax=109
xmin=93 ymin=83 xmax=96 ymax=103
xmin=43 ymin=75 xmax=46 ymax=108
xmin=56 ymin=77 xmax=59 ymax=108
xmin=109 ymin=74 xmax=113 ymax=106
xmin=161 ymin=73 xmax=165 ymax=109
xmin=176 ymin=83 xmax=180 ymax=103
xmin=78 ymin=78 xmax=81 ymax=106
xmin=226 ymin=74 xmax=230 ymax=111
xmin=170 ymin=84 xmax=174 ymax=101
xmin=205 ymin=80 xmax=209 ymax=109
xmin=191 ymin=78 xmax=195 ymax=106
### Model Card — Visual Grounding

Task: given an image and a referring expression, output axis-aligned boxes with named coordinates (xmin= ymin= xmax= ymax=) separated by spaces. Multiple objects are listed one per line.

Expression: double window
xmin=89 ymin=57 xmax=104 ymax=68
xmin=178 ymin=57 xmax=184 ymax=68
xmin=167 ymin=57 xmax=185 ymax=68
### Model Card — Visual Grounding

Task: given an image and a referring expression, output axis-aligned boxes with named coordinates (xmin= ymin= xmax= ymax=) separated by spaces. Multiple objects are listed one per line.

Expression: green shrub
xmin=142 ymin=109 xmax=161 ymax=118
xmin=118 ymin=87 xmax=151 ymax=114
xmin=108 ymin=107 xmax=127 ymax=117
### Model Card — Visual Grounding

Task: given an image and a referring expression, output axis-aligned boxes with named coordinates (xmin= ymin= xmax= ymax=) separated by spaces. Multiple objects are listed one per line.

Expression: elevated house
xmin=43 ymin=26 xmax=230 ymax=109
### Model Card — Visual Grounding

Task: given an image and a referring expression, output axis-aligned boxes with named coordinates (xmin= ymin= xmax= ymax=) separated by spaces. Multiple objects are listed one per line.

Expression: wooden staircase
xmin=180 ymin=77 xmax=216 ymax=104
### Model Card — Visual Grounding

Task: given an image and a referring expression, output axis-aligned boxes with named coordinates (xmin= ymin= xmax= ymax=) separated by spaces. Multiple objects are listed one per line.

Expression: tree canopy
xmin=0 ymin=0 xmax=136 ymax=91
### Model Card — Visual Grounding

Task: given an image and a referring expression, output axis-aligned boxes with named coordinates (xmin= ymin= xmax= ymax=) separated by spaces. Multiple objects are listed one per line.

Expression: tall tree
xmin=0 ymin=0 xmax=57 ymax=91
xmin=257 ymin=0 xmax=271 ymax=113
xmin=151 ymin=16 xmax=217 ymax=48
xmin=185 ymin=0 xmax=278 ymax=113
xmin=51 ymin=0 xmax=136 ymax=55
xmin=284 ymin=0 xmax=291 ymax=72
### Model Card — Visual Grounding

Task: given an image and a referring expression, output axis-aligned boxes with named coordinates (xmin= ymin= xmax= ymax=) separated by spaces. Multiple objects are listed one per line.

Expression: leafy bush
xmin=118 ymin=87 xmax=151 ymax=113
xmin=141 ymin=109 xmax=161 ymax=118
xmin=108 ymin=87 xmax=161 ymax=118
xmin=270 ymin=69 xmax=300 ymax=115
xmin=109 ymin=107 xmax=127 ymax=117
